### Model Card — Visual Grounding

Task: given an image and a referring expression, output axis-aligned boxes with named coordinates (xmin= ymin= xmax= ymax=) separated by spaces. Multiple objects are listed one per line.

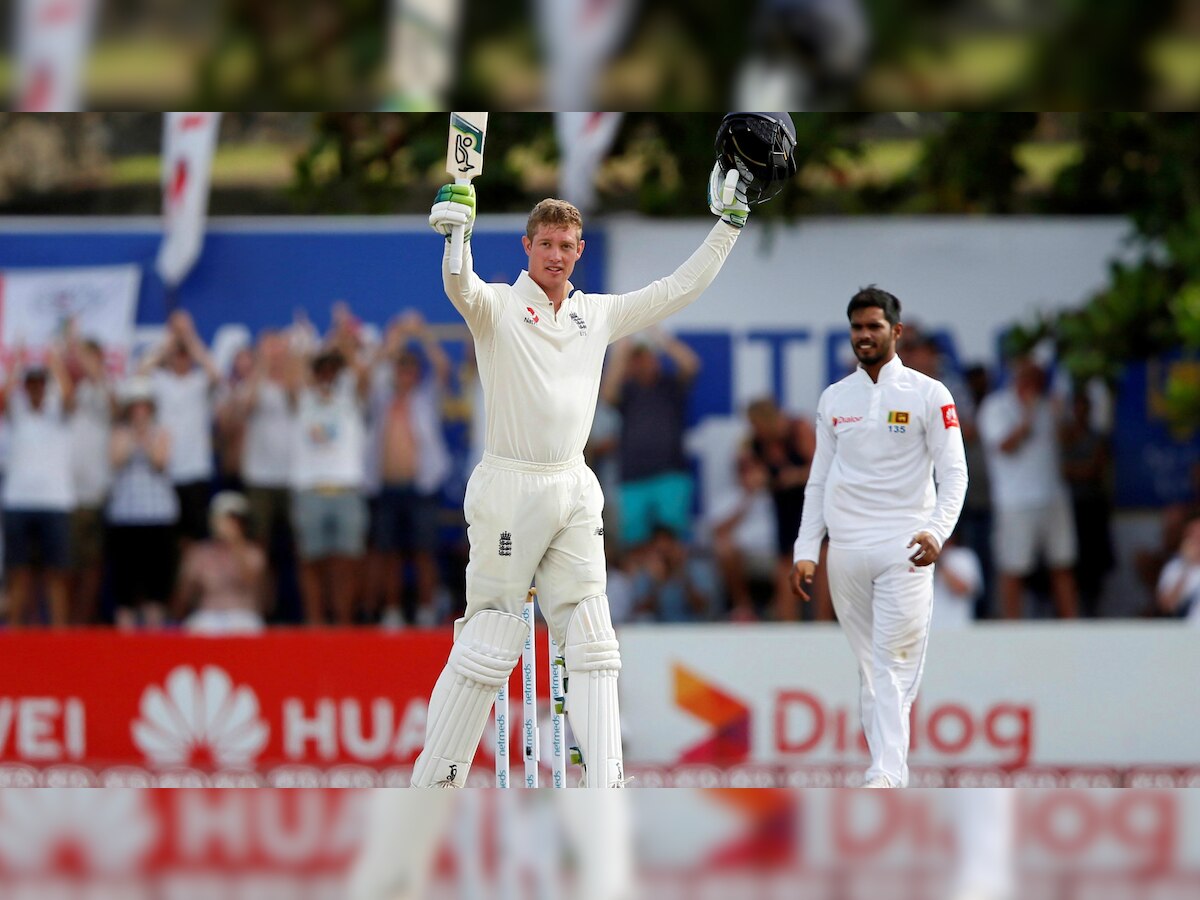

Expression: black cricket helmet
xmin=715 ymin=111 xmax=798 ymax=204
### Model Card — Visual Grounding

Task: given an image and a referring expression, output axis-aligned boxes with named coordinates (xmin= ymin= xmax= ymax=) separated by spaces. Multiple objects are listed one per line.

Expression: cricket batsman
xmin=791 ymin=287 xmax=968 ymax=787
xmin=411 ymin=113 xmax=798 ymax=787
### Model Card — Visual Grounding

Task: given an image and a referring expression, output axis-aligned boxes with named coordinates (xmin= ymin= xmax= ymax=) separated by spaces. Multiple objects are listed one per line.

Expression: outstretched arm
xmin=604 ymin=165 xmax=748 ymax=342
xmin=605 ymin=221 xmax=741 ymax=342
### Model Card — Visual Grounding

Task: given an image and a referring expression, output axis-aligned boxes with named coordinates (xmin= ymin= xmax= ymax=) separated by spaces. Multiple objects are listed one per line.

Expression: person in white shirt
xmin=977 ymin=357 xmax=1079 ymax=619
xmin=410 ymin=163 xmax=751 ymax=788
xmin=2 ymin=352 xmax=77 ymax=627
xmin=289 ymin=334 xmax=371 ymax=626
xmin=229 ymin=331 xmax=295 ymax=584
xmin=709 ymin=450 xmax=778 ymax=621
xmin=931 ymin=532 xmax=983 ymax=630
xmin=791 ymin=287 xmax=968 ymax=788
xmin=141 ymin=310 xmax=222 ymax=543
xmin=1157 ymin=515 xmax=1200 ymax=621
xmin=66 ymin=335 xmax=113 ymax=625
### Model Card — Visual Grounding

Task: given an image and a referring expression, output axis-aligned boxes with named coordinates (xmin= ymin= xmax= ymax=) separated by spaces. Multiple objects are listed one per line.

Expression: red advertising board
xmin=0 ymin=630 xmax=557 ymax=785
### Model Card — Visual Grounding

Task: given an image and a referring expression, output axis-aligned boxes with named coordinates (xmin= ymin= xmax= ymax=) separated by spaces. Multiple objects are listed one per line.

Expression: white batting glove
xmin=708 ymin=162 xmax=751 ymax=228
xmin=429 ymin=183 xmax=477 ymax=240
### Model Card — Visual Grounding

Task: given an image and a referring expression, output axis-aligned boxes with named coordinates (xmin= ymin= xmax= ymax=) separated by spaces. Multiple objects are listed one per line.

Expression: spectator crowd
xmin=0 ymin=306 xmax=1181 ymax=631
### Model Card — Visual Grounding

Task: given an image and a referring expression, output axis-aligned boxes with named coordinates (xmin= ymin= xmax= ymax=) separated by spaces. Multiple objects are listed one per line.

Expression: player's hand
xmin=708 ymin=162 xmax=751 ymax=228
xmin=907 ymin=532 xmax=942 ymax=567
xmin=429 ymin=183 xmax=476 ymax=240
xmin=790 ymin=560 xmax=816 ymax=601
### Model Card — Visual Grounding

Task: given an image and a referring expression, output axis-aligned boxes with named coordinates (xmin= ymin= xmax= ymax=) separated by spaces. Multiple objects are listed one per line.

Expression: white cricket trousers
xmin=826 ymin=537 xmax=935 ymax=787
xmin=464 ymin=452 xmax=608 ymax=642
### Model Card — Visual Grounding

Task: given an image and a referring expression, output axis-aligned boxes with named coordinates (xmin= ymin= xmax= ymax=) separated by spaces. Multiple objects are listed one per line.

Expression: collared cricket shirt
xmin=443 ymin=221 xmax=739 ymax=465
xmin=794 ymin=355 xmax=968 ymax=561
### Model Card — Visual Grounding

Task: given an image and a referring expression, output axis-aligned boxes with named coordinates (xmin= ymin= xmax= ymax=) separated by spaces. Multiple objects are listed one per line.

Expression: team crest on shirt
xmin=569 ymin=312 xmax=588 ymax=335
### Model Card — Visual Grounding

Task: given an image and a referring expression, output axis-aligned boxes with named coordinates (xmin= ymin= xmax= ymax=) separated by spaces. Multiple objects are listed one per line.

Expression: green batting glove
xmin=707 ymin=162 xmax=751 ymax=228
xmin=429 ymin=183 xmax=477 ymax=240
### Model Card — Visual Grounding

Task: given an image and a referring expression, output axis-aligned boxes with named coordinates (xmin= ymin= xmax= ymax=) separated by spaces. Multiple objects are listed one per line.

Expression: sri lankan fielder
xmin=791 ymin=287 xmax=968 ymax=788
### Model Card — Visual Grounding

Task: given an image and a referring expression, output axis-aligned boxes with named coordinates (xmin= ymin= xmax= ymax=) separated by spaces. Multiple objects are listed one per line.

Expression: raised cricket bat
xmin=446 ymin=112 xmax=489 ymax=275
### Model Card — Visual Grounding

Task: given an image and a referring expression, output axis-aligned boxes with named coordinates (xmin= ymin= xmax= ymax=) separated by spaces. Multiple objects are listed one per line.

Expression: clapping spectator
xmin=1155 ymin=515 xmax=1200 ymax=621
xmin=140 ymin=310 xmax=222 ymax=543
xmin=106 ymin=378 xmax=178 ymax=630
xmin=65 ymin=330 xmax=114 ymax=625
xmin=629 ymin=525 xmax=720 ymax=623
xmin=214 ymin=345 xmax=256 ymax=492
xmin=288 ymin=321 xmax=371 ymax=626
xmin=978 ymin=357 xmax=1079 ymax=619
xmin=1060 ymin=391 xmax=1115 ymax=617
xmin=174 ymin=491 xmax=266 ymax=634
xmin=602 ymin=331 xmax=700 ymax=550
xmin=225 ymin=331 xmax=296 ymax=615
xmin=931 ymin=532 xmax=984 ymax=629
xmin=1 ymin=347 xmax=76 ymax=627
xmin=708 ymin=451 xmax=776 ymax=621
xmin=367 ymin=310 xmax=452 ymax=627
xmin=745 ymin=396 xmax=821 ymax=621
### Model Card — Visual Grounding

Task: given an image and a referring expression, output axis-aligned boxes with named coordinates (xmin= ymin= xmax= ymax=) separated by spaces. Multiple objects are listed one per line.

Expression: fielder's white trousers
xmin=464 ymin=453 xmax=608 ymax=643
xmin=827 ymin=537 xmax=935 ymax=787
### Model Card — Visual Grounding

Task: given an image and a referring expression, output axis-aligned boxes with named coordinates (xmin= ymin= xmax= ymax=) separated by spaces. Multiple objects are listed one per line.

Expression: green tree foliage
xmin=906 ymin=113 xmax=1039 ymax=213
xmin=1008 ymin=115 xmax=1200 ymax=427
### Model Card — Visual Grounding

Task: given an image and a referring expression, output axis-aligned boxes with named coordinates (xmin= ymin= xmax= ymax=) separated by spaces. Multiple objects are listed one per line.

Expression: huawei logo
xmin=132 ymin=666 xmax=269 ymax=770
xmin=0 ymin=790 xmax=158 ymax=874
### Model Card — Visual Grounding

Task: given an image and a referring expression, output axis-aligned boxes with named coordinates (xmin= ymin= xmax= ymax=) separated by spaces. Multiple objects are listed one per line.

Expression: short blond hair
xmin=526 ymin=199 xmax=583 ymax=242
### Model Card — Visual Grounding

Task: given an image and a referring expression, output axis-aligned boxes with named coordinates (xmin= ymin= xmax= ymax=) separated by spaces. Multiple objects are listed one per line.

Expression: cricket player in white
xmin=411 ymin=165 xmax=751 ymax=788
xmin=791 ymin=287 xmax=968 ymax=788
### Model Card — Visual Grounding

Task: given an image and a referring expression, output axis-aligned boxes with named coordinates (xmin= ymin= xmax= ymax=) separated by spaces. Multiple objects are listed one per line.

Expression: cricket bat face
xmin=447 ymin=112 xmax=489 ymax=182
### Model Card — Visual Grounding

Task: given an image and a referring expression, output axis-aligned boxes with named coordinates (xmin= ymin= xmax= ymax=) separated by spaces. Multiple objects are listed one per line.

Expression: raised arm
xmin=173 ymin=311 xmax=222 ymax=387
xmin=45 ymin=345 xmax=76 ymax=414
xmin=604 ymin=166 xmax=747 ymax=341
xmin=404 ymin=310 xmax=452 ymax=387
xmin=429 ymin=183 xmax=501 ymax=335
xmin=656 ymin=330 xmax=701 ymax=382
xmin=605 ymin=222 xmax=740 ymax=342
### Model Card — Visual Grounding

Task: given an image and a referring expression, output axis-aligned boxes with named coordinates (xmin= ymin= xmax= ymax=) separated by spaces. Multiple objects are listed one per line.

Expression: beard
xmin=853 ymin=341 xmax=890 ymax=367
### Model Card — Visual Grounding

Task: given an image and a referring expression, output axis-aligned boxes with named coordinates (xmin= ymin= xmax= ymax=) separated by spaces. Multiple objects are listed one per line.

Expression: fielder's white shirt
xmin=794 ymin=356 xmax=968 ymax=561
xmin=444 ymin=221 xmax=740 ymax=465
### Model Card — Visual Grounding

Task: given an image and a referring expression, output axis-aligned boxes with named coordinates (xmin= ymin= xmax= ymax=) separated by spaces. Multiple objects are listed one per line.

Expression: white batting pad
xmin=563 ymin=595 xmax=624 ymax=788
xmin=411 ymin=609 xmax=527 ymax=787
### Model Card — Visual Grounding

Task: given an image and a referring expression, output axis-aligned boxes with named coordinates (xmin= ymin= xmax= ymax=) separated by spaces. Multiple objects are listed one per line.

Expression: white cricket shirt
xmin=444 ymin=221 xmax=739 ymax=465
xmin=977 ymin=389 xmax=1068 ymax=511
xmin=793 ymin=355 xmax=968 ymax=561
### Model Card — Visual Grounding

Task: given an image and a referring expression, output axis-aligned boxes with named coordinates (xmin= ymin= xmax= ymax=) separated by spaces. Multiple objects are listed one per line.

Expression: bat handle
xmin=449 ymin=226 xmax=465 ymax=275
xmin=448 ymin=176 xmax=471 ymax=276
xmin=722 ymin=169 xmax=740 ymax=206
